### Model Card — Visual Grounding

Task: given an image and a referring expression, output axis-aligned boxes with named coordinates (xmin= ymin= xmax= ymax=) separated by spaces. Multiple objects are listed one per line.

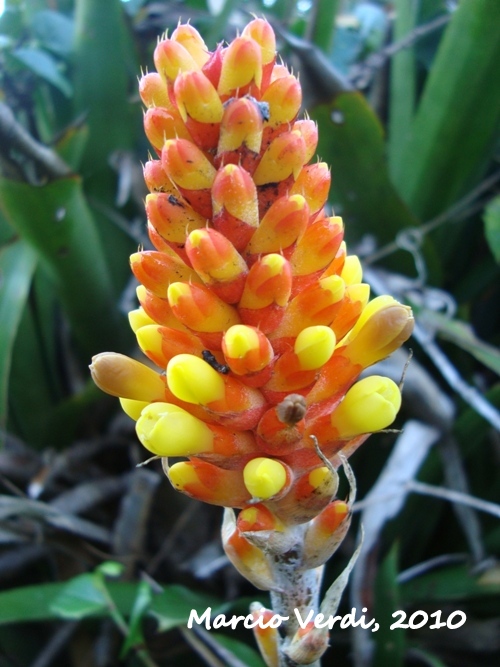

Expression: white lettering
xmin=187 ymin=607 xmax=212 ymax=629
xmin=294 ymin=608 xmax=315 ymax=629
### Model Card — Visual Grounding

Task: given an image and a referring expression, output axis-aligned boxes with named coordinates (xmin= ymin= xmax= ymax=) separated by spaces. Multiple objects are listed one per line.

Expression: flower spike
xmin=91 ymin=19 xmax=414 ymax=667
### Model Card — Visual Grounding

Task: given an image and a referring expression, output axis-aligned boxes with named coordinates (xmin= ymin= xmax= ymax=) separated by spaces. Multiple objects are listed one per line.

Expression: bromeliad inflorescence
xmin=90 ymin=18 xmax=413 ymax=667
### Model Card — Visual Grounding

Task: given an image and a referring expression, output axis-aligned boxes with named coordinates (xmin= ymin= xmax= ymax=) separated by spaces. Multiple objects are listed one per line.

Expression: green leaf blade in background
xmin=312 ymin=92 xmax=420 ymax=243
xmin=73 ymin=0 xmax=135 ymax=172
xmin=0 ymin=177 xmax=130 ymax=358
xmin=484 ymin=194 xmax=500 ymax=263
xmin=388 ymin=0 xmax=417 ymax=182
xmin=11 ymin=46 xmax=73 ymax=97
xmin=0 ymin=240 xmax=37 ymax=439
xmin=307 ymin=0 xmax=339 ymax=53
xmin=394 ymin=0 xmax=500 ymax=220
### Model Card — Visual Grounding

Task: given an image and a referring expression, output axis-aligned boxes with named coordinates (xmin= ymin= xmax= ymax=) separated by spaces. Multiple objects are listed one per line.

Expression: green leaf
xmin=11 ymin=47 xmax=72 ymax=97
xmin=308 ymin=0 xmax=339 ymax=53
xmin=150 ymin=585 xmax=218 ymax=633
xmin=50 ymin=573 xmax=108 ymax=619
xmin=30 ymin=9 xmax=75 ymax=57
xmin=484 ymin=194 xmax=500 ymax=263
xmin=401 ymin=564 xmax=500 ymax=604
xmin=388 ymin=0 xmax=417 ymax=180
xmin=310 ymin=92 xmax=438 ymax=276
xmin=0 ymin=176 xmax=130 ymax=357
xmin=395 ymin=0 xmax=500 ymax=220
xmin=0 ymin=579 xmax=218 ymax=629
xmin=208 ymin=633 xmax=267 ymax=667
xmin=0 ymin=240 xmax=37 ymax=443
xmin=120 ymin=580 xmax=152 ymax=658
xmin=73 ymin=0 xmax=135 ymax=171
xmin=373 ymin=543 xmax=405 ymax=667
xmin=97 ymin=561 xmax=126 ymax=578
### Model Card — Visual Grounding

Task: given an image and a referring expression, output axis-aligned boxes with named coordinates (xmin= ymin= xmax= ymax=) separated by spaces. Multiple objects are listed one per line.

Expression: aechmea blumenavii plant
xmin=90 ymin=18 xmax=413 ymax=667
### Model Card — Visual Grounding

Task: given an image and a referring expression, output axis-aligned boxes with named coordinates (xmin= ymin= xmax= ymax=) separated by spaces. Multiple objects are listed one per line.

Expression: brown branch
xmin=0 ymin=102 xmax=71 ymax=182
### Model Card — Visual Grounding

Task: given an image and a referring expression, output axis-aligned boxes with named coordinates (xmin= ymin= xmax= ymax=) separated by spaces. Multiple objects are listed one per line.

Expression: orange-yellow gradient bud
xmin=154 ymin=38 xmax=200 ymax=82
xmin=241 ymin=18 xmax=276 ymax=67
xmin=138 ymin=72 xmax=170 ymax=108
xmin=330 ymin=375 xmax=402 ymax=438
xmin=145 ymin=192 xmax=207 ymax=244
xmin=167 ymin=281 xmax=240 ymax=339
xmin=341 ymin=295 xmax=414 ymax=368
xmin=186 ymin=228 xmax=248 ymax=303
xmin=212 ymin=164 xmax=259 ymax=250
xmin=170 ymin=23 xmax=209 ymax=68
xmin=222 ymin=325 xmax=274 ymax=375
xmin=261 ymin=73 xmax=302 ymax=127
xmin=130 ymin=250 xmax=199 ymax=298
xmin=253 ymin=130 xmax=305 ymax=185
xmin=218 ymin=36 xmax=262 ymax=95
xmin=249 ymin=604 xmax=280 ymax=667
xmin=174 ymin=70 xmax=224 ymax=124
xmin=168 ymin=460 xmax=251 ymax=507
xmin=238 ymin=503 xmax=283 ymax=533
xmin=290 ymin=162 xmax=331 ymax=216
xmin=128 ymin=307 xmax=155 ymax=333
xmin=217 ymin=96 xmax=265 ymax=157
xmin=143 ymin=106 xmax=191 ymax=151
xmin=245 ymin=194 xmax=309 ymax=257
xmin=162 ymin=138 xmax=216 ymax=192
xmin=90 ymin=353 xmax=165 ymax=402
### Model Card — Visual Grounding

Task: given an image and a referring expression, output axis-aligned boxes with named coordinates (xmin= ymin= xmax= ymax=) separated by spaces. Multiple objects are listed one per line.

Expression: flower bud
xmin=136 ymin=325 xmax=205 ymax=368
xmin=128 ymin=307 xmax=155 ymax=333
xmin=239 ymin=254 xmax=292 ymax=332
xmin=138 ymin=72 xmax=170 ymax=108
xmin=90 ymin=353 xmax=165 ymax=402
xmin=222 ymin=325 xmax=274 ymax=376
xmin=330 ymin=375 xmax=401 ymax=438
xmin=143 ymin=107 xmax=191 ymax=151
xmin=119 ymin=397 xmax=149 ymax=421
xmin=168 ymin=459 xmax=251 ymax=507
xmin=130 ymin=251 xmax=199 ymax=298
xmin=217 ymin=95 xmax=265 ymax=160
xmin=218 ymin=37 xmax=262 ymax=95
xmin=186 ymin=228 xmax=248 ymax=303
xmin=167 ymin=282 xmax=240 ymax=345
xmin=294 ymin=326 xmax=336 ymax=371
xmin=261 ymin=73 xmax=302 ymax=128
xmin=243 ymin=457 xmax=289 ymax=500
xmin=253 ymin=130 xmax=305 ymax=186
xmin=171 ymin=24 xmax=209 ymax=67
xmin=249 ymin=603 xmax=280 ymax=667
xmin=222 ymin=510 xmax=275 ymax=590
xmin=212 ymin=164 xmax=259 ymax=251
xmin=290 ymin=162 xmax=331 ymax=216
xmin=154 ymin=38 xmax=200 ymax=82
xmin=162 ymin=139 xmax=216 ymax=218
xmin=341 ymin=296 xmax=414 ymax=368
xmin=244 ymin=194 xmax=309 ymax=258
xmin=302 ymin=500 xmax=351 ymax=569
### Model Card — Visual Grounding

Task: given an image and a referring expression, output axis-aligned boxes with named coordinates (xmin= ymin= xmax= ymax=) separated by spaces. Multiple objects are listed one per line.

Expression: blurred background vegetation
xmin=0 ymin=0 xmax=499 ymax=665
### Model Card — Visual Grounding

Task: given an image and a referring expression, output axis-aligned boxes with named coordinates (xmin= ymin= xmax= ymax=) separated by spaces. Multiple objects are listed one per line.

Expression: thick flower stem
xmin=267 ymin=524 xmax=324 ymax=666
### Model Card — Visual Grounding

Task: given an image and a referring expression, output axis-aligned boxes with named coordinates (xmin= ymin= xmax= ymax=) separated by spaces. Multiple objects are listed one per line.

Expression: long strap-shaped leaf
xmin=395 ymin=0 xmax=500 ymax=220
xmin=0 ymin=177 xmax=129 ymax=358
